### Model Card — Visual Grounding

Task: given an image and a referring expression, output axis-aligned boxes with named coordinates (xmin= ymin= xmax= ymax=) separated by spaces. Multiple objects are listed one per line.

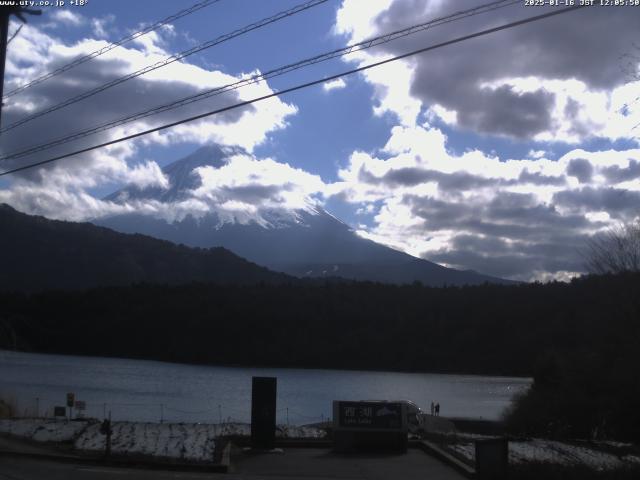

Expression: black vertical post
xmin=250 ymin=376 xmax=277 ymax=450
xmin=475 ymin=438 xmax=509 ymax=480
xmin=106 ymin=411 xmax=112 ymax=458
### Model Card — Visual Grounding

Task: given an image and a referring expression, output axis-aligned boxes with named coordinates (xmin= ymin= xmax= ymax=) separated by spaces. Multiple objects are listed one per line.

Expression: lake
xmin=0 ymin=350 xmax=531 ymax=424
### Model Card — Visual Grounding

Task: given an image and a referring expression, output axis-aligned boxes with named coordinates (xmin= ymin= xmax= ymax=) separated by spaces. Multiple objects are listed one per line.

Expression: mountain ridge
xmin=0 ymin=203 xmax=292 ymax=292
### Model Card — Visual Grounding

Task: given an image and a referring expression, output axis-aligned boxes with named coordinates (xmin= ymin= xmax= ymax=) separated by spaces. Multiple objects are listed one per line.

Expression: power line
xmin=6 ymin=24 xmax=23 ymax=46
xmin=0 ymin=0 xmax=330 ymax=135
xmin=0 ymin=4 xmax=588 ymax=178
xmin=2 ymin=0 xmax=223 ymax=100
xmin=0 ymin=0 xmax=520 ymax=162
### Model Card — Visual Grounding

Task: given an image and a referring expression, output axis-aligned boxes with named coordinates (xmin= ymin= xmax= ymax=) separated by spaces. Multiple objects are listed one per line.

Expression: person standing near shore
xmin=435 ymin=403 xmax=440 ymax=416
xmin=430 ymin=401 xmax=435 ymax=416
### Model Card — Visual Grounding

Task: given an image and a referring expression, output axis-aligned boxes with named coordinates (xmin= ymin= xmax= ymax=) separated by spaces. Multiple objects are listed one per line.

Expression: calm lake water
xmin=0 ymin=350 xmax=531 ymax=424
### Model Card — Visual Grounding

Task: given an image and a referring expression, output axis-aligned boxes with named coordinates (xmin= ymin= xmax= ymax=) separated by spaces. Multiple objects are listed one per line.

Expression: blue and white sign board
xmin=333 ymin=401 xmax=409 ymax=452
xmin=333 ymin=401 xmax=407 ymax=432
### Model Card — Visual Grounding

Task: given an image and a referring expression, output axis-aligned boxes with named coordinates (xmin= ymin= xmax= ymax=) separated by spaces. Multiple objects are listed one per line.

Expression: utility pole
xmin=100 ymin=410 xmax=112 ymax=458
xmin=0 ymin=8 xmax=10 ymax=124
xmin=0 ymin=6 xmax=41 ymax=128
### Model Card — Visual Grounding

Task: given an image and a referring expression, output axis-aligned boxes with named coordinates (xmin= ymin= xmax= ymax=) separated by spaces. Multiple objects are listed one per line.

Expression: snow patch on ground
xmin=1 ymin=419 xmax=326 ymax=462
xmin=447 ymin=438 xmax=639 ymax=470
xmin=623 ymin=454 xmax=640 ymax=464
xmin=74 ymin=422 xmax=220 ymax=462
xmin=0 ymin=419 xmax=89 ymax=442
xmin=74 ymin=421 xmax=325 ymax=461
xmin=278 ymin=425 xmax=325 ymax=439
xmin=454 ymin=432 xmax=499 ymax=441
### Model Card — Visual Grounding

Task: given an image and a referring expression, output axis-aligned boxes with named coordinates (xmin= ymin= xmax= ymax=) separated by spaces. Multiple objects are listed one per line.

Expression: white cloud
xmin=91 ymin=15 xmax=115 ymax=39
xmin=481 ymin=76 xmax=640 ymax=144
xmin=130 ymin=30 xmax=167 ymax=56
xmin=164 ymin=73 xmax=297 ymax=151
xmin=50 ymin=10 xmax=84 ymax=26
xmin=323 ymin=78 xmax=347 ymax=92
xmin=0 ymin=21 xmax=297 ymax=222
xmin=334 ymin=0 xmax=421 ymax=126
xmin=192 ymin=153 xmax=327 ymax=218
xmin=333 ymin=0 xmax=640 ymax=142
xmin=527 ymin=149 xmax=547 ymax=159
xmin=1 ymin=148 xmax=330 ymax=228
xmin=333 ymin=0 xmax=393 ymax=40
xmin=127 ymin=161 xmax=170 ymax=190
xmin=331 ymin=123 xmax=640 ymax=281
xmin=325 ymin=0 xmax=640 ymax=281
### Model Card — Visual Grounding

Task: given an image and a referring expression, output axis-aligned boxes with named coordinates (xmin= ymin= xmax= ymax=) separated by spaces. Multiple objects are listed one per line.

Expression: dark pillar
xmin=250 ymin=376 xmax=277 ymax=450
xmin=475 ymin=437 xmax=509 ymax=480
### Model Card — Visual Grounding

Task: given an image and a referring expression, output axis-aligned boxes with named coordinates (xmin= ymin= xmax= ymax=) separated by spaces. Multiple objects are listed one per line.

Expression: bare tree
xmin=584 ymin=219 xmax=640 ymax=274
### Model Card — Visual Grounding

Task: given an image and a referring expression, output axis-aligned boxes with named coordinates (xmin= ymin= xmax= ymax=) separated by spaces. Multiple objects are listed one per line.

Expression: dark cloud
xmin=384 ymin=167 xmax=433 ymax=186
xmin=436 ymin=170 xmax=499 ymax=191
xmin=360 ymin=163 xmax=567 ymax=195
xmin=566 ymin=158 xmax=593 ymax=183
xmin=407 ymin=195 xmax=470 ymax=227
xmin=601 ymin=160 xmax=640 ymax=183
xmin=553 ymin=187 xmax=640 ymax=217
xmin=406 ymin=191 xmax=591 ymax=239
xmin=359 ymin=165 xmax=501 ymax=190
xmin=518 ymin=169 xmax=565 ymax=186
xmin=360 ymin=166 xmax=432 ymax=186
xmin=0 ymin=37 xmax=253 ymax=180
xmin=219 ymin=183 xmax=293 ymax=204
xmin=564 ymin=98 xmax=581 ymax=119
xmin=427 ymin=237 xmax=585 ymax=279
xmin=368 ymin=1 xmax=638 ymax=138
xmin=453 ymin=85 xmax=556 ymax=138
xmin=393 ymin=190 xmax=598 ymax=278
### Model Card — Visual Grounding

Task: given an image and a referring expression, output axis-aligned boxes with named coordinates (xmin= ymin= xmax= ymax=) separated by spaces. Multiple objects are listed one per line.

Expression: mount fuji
xmin=96 ymin=145 xmax=512 ymax=286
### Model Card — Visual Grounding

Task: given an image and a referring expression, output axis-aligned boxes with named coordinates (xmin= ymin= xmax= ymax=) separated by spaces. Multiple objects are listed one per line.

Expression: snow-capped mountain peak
xmin=97 ymin=145 xmax=513 ymax=286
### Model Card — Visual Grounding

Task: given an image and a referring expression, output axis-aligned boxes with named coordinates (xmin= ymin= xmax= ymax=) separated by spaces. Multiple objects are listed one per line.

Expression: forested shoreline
xmin=0 ymin=273 xmax=637 ymax=376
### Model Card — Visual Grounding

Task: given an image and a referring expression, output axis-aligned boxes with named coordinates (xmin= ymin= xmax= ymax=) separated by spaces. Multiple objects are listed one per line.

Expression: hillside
xmin=0 ymin=204 xmax=292 ymax=291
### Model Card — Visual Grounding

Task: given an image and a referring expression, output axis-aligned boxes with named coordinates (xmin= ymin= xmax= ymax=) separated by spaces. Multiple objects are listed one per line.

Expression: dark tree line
xmin=1 ymin=273 xmax=638 ymax=375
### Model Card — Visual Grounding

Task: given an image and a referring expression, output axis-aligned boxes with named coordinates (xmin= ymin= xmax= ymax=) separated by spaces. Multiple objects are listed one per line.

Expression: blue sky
xmin=1 ymin=0 xmax=639 ymax=281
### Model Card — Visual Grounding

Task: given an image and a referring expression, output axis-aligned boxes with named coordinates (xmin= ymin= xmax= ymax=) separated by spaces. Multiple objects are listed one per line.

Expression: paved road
xmin=0 ymin=449 xmax=467 ymax=480
xmin=0 ymin=457 xmax=218 ymax=480
xmin=235 ymin=448 xmax=467 ymax=479
xmin=0 ymin=436 xmax=58 ymax=455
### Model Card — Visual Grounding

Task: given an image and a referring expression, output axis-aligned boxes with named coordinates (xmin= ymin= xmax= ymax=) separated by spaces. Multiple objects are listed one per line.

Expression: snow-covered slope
xmin=97 ymin=145 xmax=513 ymax=286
